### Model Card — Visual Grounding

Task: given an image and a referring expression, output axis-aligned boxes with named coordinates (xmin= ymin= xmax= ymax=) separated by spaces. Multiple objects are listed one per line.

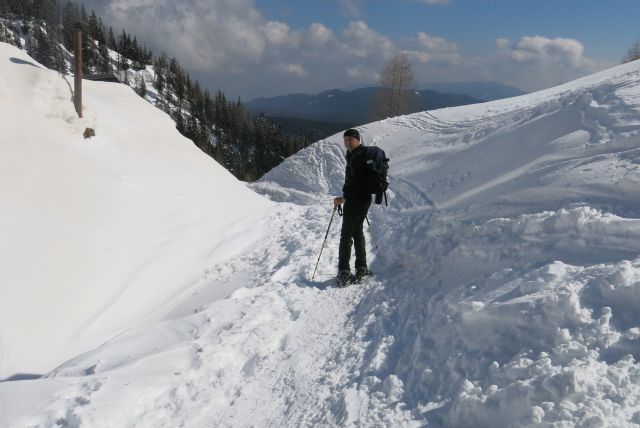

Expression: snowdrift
xmin=4 ymin=41 xmax=640 ymax=427
xmin=255 ymin=58 xmax=640 ymax=426
xmin=0 ymin=43 xmax=272 ymax=380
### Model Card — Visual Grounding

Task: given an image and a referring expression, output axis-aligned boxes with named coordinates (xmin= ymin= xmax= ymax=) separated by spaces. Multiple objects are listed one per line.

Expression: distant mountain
xmin=268 ymin=116 xmax=354 ymax=141
xmin=246 ymin=87 xmax=482 ymax=126
xmin=422 ymin=81 xmax=527 ymax=101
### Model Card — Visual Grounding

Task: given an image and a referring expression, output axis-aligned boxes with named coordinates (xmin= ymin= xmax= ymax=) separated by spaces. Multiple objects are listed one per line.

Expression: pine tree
xmin=137 ymin=75 xmax=146 ymax=98
xmin=61 ymin=1 xmax=80 ymax=51
xmin=11 ymin=30 xmax=21 ymax=48
xmin=108 ymin=26 xmax=116 ymax=50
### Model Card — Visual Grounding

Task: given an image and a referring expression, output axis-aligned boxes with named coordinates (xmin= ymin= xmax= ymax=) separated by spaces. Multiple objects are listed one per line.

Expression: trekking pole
xmin=365 ymin=216 xmax=384 ymax=265
xmin=312 ymin=206 xmax=338 ymax=280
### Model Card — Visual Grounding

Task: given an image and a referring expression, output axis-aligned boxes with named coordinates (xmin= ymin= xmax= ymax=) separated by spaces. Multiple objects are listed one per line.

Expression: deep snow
xmin=0 ymin=43 xmax=271 ymax=380
xmin=3 ymin=40 xmax=640 ymax=427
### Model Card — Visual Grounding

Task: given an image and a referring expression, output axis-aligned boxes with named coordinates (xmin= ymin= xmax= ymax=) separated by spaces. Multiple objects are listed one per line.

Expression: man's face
xmin=343 ymin=136 xmax=359 ymax=151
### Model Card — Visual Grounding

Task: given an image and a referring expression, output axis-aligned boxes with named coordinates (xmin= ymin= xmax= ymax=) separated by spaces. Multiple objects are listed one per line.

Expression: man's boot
xmin=353 ymin=267 xmax=372 ymax=283
xmin=336 ymin=269 xmax=352 ymax=287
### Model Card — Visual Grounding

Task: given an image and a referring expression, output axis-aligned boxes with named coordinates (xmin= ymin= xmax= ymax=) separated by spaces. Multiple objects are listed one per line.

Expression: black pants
xmin=338 ymin=196 xmax=371 ymax=271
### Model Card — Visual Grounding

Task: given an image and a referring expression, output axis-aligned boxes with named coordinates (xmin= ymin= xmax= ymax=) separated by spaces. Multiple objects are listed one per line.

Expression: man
xmin=333 ymin=128 xmax=373 ymax=287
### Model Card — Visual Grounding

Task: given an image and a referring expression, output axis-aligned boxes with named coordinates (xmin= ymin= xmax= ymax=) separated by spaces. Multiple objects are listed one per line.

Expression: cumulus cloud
xmin=510 ymin=36 xmax=592 ymax=67
xmin=307 ymin=23 xmax=333 ymax=46
xmin=100 ymin=0 xmax=269 ymax=71
xmin=407 ymin=32 xmax=461 ymax=65
xmin=79 ymin=0 xmax=608 ymax=100
xmin=341 ymin=20 xmax=396 ymax=59
xmin=416 ymin=32 xmax=458 ymax=52
xmin=262 ymin=21 xmax=300 ymax=47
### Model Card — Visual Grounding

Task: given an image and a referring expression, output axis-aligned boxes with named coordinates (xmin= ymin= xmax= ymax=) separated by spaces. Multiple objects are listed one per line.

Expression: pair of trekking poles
xmin=311 ymin=205 xmax=385 ymax=280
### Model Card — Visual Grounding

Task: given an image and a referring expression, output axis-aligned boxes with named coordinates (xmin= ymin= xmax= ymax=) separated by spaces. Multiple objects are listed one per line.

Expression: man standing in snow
xmin=333 ymin=128 xmax=373 ymax=287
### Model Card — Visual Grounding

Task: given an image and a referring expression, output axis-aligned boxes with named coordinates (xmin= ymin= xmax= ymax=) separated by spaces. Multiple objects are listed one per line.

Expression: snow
xmin=3 ymin=40 xmax=640 ymax=427
xmin=0 ymin=43 xmax=271 ymax=379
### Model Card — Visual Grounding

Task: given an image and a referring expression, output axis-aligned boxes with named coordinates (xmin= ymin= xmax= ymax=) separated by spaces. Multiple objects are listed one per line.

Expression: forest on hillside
xmin=0 ymin=0 xmax=314 ymax=180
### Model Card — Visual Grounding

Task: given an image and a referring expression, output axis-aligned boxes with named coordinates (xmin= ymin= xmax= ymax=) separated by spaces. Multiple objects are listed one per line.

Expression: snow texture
xmin=3 ymin=41 xmax=640 ymax=427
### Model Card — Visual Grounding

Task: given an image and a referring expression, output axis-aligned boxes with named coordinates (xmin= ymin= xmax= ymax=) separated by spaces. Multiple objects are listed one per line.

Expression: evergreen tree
xmin=107 ymin=26 xmax=116 ymax=50
xmin=11 ymin=29 xmax=21 ymax=48
xmin=61 ymin=1 xmax=80 ymax=51
xmin=137 ymin=74 xmax=146 ymax=98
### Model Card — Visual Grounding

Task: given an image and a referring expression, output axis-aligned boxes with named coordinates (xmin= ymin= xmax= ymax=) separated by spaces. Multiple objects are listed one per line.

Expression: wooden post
xmin=73 ymin=26 xmax=83 ymax=118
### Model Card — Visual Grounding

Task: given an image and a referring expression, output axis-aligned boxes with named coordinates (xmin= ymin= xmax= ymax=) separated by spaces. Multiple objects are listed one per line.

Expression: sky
xmin=81 ymin=0 xmax=640 ymax=100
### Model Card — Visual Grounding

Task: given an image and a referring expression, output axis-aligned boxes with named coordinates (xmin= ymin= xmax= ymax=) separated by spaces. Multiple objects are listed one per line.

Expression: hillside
xmin=3 ymin=42 xmax=640 ymax=427
xmin=0 ymin=6 xmax=313 ymax=182
xmin=0 ymin=42 xmax=272 ymax=380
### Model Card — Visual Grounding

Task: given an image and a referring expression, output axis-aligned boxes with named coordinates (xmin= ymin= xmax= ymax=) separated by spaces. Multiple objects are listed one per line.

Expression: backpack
xmin=364 ymin=146 xmax=389 ymax=205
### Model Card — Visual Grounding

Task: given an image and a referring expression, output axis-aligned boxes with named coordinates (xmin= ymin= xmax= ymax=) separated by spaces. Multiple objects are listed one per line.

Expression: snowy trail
xmin=1 ymin=203 xmax=384 ymax=427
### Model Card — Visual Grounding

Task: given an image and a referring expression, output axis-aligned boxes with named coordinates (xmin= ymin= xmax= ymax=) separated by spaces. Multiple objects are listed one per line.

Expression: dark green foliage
xmin=137 ymin=74 xmax=146 ymax=98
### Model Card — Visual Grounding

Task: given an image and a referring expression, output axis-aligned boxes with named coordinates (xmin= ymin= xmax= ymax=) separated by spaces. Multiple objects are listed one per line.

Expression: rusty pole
xmin=73 ymin=26 xmax=83 ymax=118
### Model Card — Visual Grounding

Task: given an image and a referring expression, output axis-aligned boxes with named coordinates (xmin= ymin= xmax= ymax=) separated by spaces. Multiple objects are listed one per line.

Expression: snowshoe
xmin=336 ymin=270 xmax=352 ymax=287
xmin=352 ymin=267 xmax=372 ymax=284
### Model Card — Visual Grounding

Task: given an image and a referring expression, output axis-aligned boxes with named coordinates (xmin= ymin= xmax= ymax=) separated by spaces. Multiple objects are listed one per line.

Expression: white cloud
xmin=408 ymin=32 xmax=460 ymax=65
xmin=417 ymin=0 xmax=451 ymax=4
xmin=346 ymin=65 xmax=379 ymax=81
xmin=307 ymin=23 xmax=333 ymax=46
xmin=495 ymin=38 xmax=510 ymax=49
xmin=341 ymin=20 xmax=395 ymax=59
xmin=277 ymin=62 xmax=308 ymax=77
xmin=263 ymin=21 xmax=293 ymax=45
xmin=86 ymin=0 xmax=609 ymax=100
xmin=510 ymin=36 xmax=592 ymax=67
xmin=416 ymin=32 xmax=458 ymax=52
xmin=103 ymin=0 xmax=268 ymax=71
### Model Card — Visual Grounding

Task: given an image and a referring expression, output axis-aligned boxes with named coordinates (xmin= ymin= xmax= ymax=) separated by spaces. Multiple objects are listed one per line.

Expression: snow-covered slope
xmin=4 ymin=41 xmax=640 ymax=427
xmin=0 ymin=43 xmax=271 ymax=379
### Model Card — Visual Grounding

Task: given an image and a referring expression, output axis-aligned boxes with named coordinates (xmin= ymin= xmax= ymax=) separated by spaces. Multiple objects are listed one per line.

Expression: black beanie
xmin=343 ymin=128 xmax=360 ymax=141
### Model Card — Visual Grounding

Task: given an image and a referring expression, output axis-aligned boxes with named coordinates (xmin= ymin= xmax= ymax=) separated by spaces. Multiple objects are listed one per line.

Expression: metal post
xmin=312 ymin=206 xmax=338 ymax=280
xmin=73 ymin=26 xmax=83 ymax=118
xmin=365 ymin=216 xmax=384 ymax=265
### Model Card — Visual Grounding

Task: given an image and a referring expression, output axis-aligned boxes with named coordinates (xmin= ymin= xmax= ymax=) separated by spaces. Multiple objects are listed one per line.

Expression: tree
xmin=107 ymin=26 xmax=116 ymax=50
xmin=374 ymin=51 xmax=417 ymax=119
xmin=623 ymin=39 xmax=640 ymax=64
xmin=61 ymin=1 xmax=80 ymax=51
xmin=0 ymin=0 xmax=8 ymax=16
xmin=137 ymin=75 xmax=147 ymax=98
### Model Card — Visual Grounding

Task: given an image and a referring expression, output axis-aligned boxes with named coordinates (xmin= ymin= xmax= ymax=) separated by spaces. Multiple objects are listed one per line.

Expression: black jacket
xmin=342 ymin=144 xmax=370 ymax=202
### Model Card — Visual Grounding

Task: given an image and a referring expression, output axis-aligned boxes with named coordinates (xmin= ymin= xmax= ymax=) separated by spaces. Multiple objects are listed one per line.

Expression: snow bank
xmin=0 ymin=42 xmax=271 ymax=379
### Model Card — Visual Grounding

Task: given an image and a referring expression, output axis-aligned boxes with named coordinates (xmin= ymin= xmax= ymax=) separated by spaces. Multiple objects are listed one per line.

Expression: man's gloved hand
xmin=333 ymin=196 xmax=345 ymax=207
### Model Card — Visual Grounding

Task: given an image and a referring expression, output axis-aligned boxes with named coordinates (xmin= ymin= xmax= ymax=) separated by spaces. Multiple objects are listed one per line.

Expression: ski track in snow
xmin=5 ymin=43 xmax=640 ymax=427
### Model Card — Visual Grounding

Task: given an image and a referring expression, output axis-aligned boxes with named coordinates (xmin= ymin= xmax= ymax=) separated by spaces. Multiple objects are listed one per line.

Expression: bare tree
xmin=622 ymin=39 xmax=640 ymax=63
xmin=374 ymin=51 xmax=417 ymax=120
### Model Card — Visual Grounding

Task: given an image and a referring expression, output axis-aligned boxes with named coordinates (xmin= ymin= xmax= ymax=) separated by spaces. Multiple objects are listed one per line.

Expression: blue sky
xmin=260 ymin=0 xmax=637 ymax=61
xmin=84 ymin=0 xmax=638 ymax=99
